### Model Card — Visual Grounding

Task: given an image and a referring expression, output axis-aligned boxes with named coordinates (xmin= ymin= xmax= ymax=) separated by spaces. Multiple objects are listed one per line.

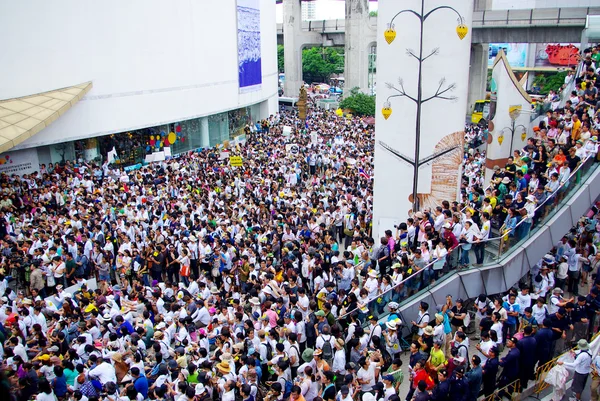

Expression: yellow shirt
xmin=572 ymin=120 xmax=582 ymax=140
xmin=430 ymin=348 xmax=446 ymax=367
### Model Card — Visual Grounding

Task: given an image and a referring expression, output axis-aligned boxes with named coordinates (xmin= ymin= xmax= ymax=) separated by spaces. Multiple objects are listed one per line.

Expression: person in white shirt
xmin=557 ymin=339 xmax=592 ymax=401
xmin=89 ymin=358 xmax=117 ymax=385
xmin=382 ymin=375 xmax=397 ymax=401
xmin=516 ymin=287 xmax=531 ymax=316
xmin=331 ymin=338 xmax=347 ymax=376
xmin=475 ymin=331 xmax=495 ymax=366
xmin=531 ymin=298 xmax=549 ymax=326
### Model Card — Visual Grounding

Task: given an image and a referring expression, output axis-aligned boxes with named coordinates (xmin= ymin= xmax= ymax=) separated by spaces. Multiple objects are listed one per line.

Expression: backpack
xmin=283 ymin=380 xmax=294 ymax=399
xmin=264 ymin=342 xmax=273 ymax=362
xmin=320 ymin=335 xmax=334 ymax=363
xmin=451 ymin=343 xmax=470 ymax=370
xmin=251 ymin=383 xmax=266 ymax=401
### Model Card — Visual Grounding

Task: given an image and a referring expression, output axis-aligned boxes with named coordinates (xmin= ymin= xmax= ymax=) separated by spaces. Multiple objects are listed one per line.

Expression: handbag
xmin=211 ymin=258 xmax=220 ymax=278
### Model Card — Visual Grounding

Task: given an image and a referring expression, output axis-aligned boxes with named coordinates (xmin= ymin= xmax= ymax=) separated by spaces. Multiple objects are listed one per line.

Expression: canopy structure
xmin=0 ymin=82 xmax=92 ymax=153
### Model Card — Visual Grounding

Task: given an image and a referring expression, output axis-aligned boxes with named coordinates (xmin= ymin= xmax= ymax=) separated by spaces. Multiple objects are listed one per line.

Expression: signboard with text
xmin=0 ymin=148 xmax=40 ymax=176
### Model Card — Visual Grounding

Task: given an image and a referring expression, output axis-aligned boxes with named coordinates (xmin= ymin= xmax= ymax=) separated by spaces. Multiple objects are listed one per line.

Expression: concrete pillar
xmin=345 ymin=0 xmax=370 ymax=93
xmin=466 ymin=43 xmax=489 ymax=118
xmin=200 ymin=117 xmax=209 ymax=148
xmin=283 ymin=0 xmax=303 ymax=97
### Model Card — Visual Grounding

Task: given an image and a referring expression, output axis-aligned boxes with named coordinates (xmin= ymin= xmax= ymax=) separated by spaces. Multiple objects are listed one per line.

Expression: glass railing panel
xmin=345 ymin=158 xmax=599 ymax=328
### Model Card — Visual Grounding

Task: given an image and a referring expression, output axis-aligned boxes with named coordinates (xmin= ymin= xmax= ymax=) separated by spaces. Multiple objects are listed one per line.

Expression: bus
xmin=471 ymin=99 xmax=490 ymax=124
xmin=278 ymin=97 xmax=298 ymax=110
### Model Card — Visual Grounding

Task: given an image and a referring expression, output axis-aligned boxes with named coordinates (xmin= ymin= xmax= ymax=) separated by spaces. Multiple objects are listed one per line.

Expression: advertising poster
xmin=237 ymin=0 xmax=262 ymax=92
xmin=488 ymin=43 xmax=528 ymax=68
xmin=534 ymin=43 xmax=579 ymax=67
xmin=0 ymin=148 xmax=40 ymax=176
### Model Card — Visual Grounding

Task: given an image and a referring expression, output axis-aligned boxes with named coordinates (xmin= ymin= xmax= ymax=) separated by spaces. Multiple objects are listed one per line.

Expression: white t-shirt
xmin=357 ymin=364 xmax=376 ymax=391
xmin=478 ymin=339 xmax=495 ymax=366
xmin=416 ymin=311 xmax=430 ymax=336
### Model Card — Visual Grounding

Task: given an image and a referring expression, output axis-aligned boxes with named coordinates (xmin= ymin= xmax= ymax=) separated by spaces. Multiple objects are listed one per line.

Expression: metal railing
xmin=275 ymin=8 xmax=600 ymax=35
xmin=339 ymin=155 xmax=598 ymax=322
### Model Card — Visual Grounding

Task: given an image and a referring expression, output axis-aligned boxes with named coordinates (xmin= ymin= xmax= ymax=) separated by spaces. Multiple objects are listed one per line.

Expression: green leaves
xmin=339 ymin=87 xmax=376 ymax=116
xmin=277 ymin=45 xmax=284 ymax=73
xmin=302 ymin=47 xmax=344 ymax=83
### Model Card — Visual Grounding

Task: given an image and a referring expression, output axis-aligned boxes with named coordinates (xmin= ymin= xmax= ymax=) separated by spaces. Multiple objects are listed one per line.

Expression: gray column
xmin=466 ymin=43 xmax=489 ymax=118
xmin=283 ymin=0 xmax=303 ymax=97
xmin=200 ymin=117 xmax=209 ymax=148
xmin=345 ymin=0 xmax=370 ymax=93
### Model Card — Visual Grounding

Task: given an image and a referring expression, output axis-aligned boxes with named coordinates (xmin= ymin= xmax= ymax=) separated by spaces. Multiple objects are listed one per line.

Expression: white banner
xmin=0 ymin=148 xmax=39 ymax=176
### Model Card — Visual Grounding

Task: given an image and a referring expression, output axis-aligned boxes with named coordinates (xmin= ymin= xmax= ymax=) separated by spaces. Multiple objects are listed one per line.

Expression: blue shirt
xmin=120 ymin=320 xmax=135 ymax=335
xmin=134 ymin=375 xmax=149 ymax=399
xmin=53 ymin=374 xmax=68 ymax=397
xmin=503 ymin=301 xmax=520 ymax=325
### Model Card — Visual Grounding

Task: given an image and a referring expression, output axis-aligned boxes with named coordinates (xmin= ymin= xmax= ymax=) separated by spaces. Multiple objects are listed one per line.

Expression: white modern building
xmin=0 ymin=0 xmax=278 ymax=169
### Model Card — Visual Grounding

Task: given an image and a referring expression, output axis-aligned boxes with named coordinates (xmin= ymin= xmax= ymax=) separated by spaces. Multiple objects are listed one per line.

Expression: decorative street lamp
xmin=379 ymin=0 xmax=468 ymax=212
xmin=497 ymin=105 xmax=529 ymax=151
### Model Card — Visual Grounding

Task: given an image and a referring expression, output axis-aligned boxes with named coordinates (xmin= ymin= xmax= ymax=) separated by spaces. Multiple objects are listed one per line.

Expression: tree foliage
xmin=302 ymin=47 xmax=344 ymax=83
xmin=277 ymin=45 xmax=284 ymax=73
xmin=533 ymin=71 xmax=568 ymax=95
xmin=339 ymin=87 xmax=376 ymax=116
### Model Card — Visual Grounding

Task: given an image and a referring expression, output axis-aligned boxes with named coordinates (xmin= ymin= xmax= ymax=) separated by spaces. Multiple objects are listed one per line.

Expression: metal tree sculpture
xmin=380 ymin=0 xmax=468 ymax=212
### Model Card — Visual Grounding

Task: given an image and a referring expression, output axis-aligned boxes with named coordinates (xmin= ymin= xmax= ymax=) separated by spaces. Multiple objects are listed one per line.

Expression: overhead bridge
xmin=277 ymin=7 xmax=600 ymax=46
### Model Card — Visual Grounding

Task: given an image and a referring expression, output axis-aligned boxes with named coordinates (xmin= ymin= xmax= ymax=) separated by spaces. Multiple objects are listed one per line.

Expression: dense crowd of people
xmin=0 ymin=46 xmax=599 ymax=401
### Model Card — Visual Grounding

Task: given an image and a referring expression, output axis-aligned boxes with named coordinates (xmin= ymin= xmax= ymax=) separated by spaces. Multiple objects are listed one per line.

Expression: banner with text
xmin=0 ymin=148 xmax=40 ymax=176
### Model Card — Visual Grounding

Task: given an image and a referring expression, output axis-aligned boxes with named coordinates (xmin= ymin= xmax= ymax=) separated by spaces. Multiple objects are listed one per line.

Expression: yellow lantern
xmin=456 ymin=24 xmax=468 ymax=40
xmin=521 ymin=131 xmax=527 ymax=141
xmin=335 ymin=108 xmax=343 ymax=117
xmin=382 ymin=101 xmax=392 ymax=120
xmin=498 ymin=133 xmax=504 ymax=145
xmin=384 ymin=24 xmax=396 ymax=44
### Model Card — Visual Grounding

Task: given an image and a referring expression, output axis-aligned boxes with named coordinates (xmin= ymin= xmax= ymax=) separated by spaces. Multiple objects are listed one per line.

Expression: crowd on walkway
xmin=0 ymin=51 xmax=600 ymax=401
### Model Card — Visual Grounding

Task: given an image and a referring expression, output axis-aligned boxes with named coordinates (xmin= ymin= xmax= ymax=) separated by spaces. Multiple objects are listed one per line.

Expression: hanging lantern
xmin=521 ymin=131 xmax=527 ymax=141
xmin=498 ymin=133 xmax=504 ymax=145
xmin=384 ymin=24 xmax=396 ymax=44
xmin=382 ymin=101 xmax=392 ymax=120
xmin=456 ymin=24 xmax=468 ymax=40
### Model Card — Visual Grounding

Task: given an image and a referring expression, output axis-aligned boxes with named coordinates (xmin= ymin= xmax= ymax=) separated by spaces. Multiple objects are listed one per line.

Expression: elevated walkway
xmin=342 ymin=157 xmax=600 ymax=330
xmin=276 ymin=7 xmax=600 ymax=45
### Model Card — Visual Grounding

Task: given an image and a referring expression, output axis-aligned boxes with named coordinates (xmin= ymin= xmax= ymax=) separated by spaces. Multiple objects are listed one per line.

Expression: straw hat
xmin=423 ymin=326 xmax=434 ymax=336
xmin=386 ymin=321 xmax=397 ymax=330
xmin=111 ymin=353 xmax=123 ymax=363
xmin=249 ymin=297 xmax=260 ymax=306
xmin=216 ymin=361 xmax=231 ymax=373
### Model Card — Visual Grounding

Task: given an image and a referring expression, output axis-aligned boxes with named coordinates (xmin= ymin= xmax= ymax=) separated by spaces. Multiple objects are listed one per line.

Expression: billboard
xmin=237 ymin=0 xmax=262 ymax=93
xmin=534 ymin=43 xmax=579 ymax=68
xmin=0 ymin=148 xmax=40 ymax=176
xmin=488 ymin=43 xmax=528 ymax=68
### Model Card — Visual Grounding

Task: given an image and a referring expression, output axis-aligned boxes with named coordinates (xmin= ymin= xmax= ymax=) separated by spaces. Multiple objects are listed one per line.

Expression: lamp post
xmin=380 ymin=0 xmax=468 ymax=212
xmin=496 ymin=106 xmax=531 ymax=152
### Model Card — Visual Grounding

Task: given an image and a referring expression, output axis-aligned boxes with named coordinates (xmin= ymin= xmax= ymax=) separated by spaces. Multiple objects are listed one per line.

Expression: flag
xmin=358 ymin=168 xmax=370 ymax=180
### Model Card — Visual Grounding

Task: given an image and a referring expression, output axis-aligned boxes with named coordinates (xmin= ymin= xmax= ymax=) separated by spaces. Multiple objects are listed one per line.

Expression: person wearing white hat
xmin=558 ymin=339 xmax=592 ymax=401
xmin=364 ymin=270 xmax=379 ymax=299
xmin=519 ymin=194 xmax=536 ymax=240
xmin=383 ymin=320 xmax=401 ymax=358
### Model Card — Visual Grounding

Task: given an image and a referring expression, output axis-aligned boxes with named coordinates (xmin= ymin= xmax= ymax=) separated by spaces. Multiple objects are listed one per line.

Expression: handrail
xmin=338 ymin=155 xmax=593 ymax=321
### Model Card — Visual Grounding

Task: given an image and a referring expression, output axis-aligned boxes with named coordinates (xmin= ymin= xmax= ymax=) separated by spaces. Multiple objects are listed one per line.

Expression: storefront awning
xmin=0 ymin=81 xmax=92 ymax=153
